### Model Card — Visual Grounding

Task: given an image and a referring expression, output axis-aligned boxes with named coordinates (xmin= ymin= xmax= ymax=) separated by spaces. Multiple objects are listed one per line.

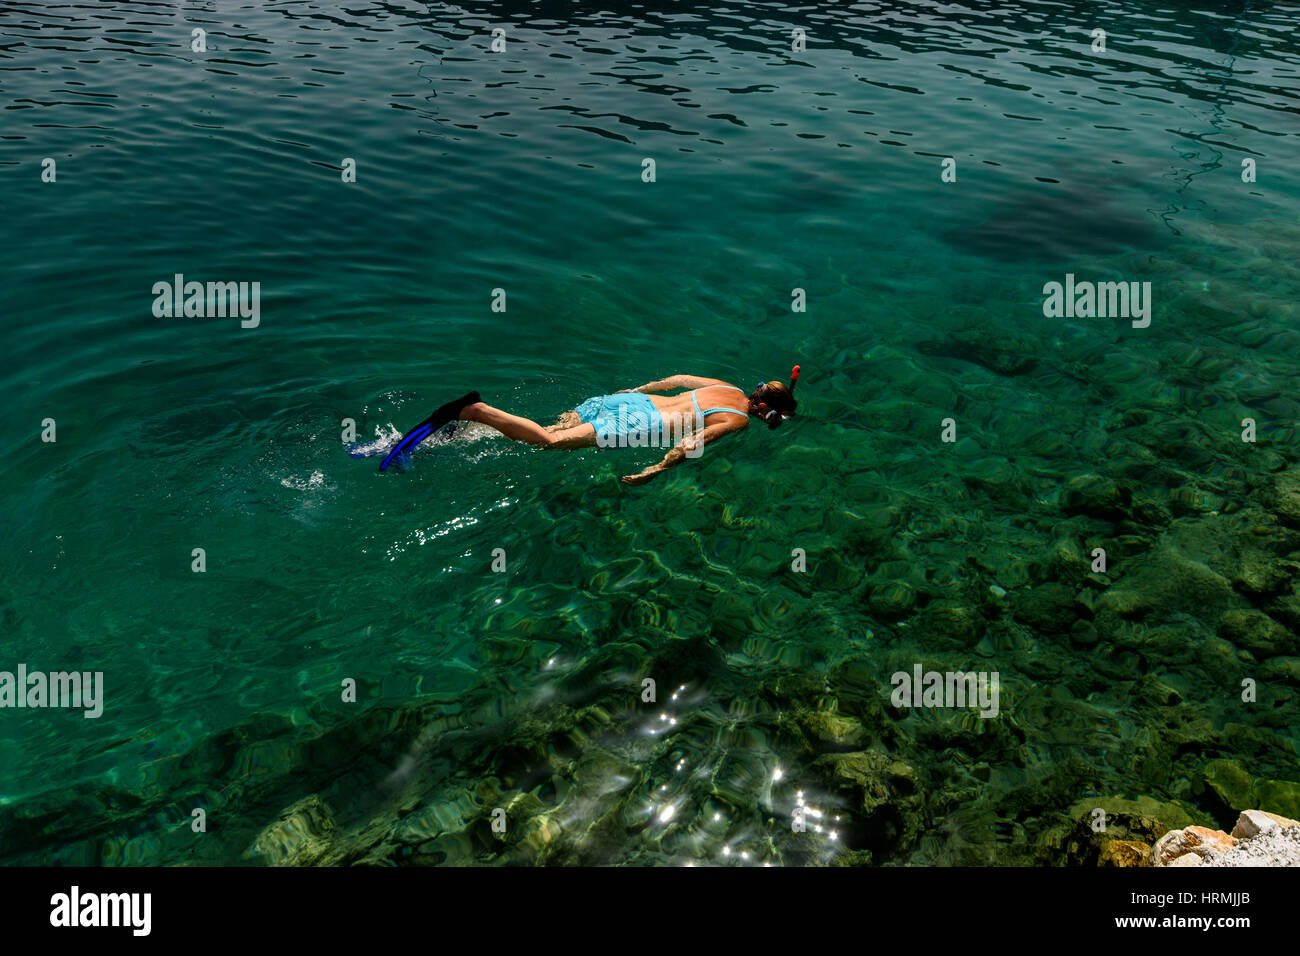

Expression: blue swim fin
xmin=379 ymin=391 xmax=479 ymax=471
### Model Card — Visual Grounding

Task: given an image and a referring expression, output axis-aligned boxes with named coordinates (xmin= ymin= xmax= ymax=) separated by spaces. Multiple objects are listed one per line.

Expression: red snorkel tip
xmin=789 ymin=365 xmax=801 ymax=392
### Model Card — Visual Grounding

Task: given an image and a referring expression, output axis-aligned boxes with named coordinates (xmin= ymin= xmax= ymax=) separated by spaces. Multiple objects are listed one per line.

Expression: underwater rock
xmin=518 ymin=811 xmax=565 ymax=860
xmin=796 ymin=708 xmax=870 ymax=751
xmin=913 ymin=602 xmax=984 ymax=649
xmin=940 ymin=178 xmax=1160 ymax=262
xmin=1062 ymin=474 xmax=1130 ymax=520
xmin=1198 ymin=636 xmax=1244 ymax=678
xmin=1069 ymin=619 xmax=1100 ymax=646
xmin=244 ymin=795 xmax=336 ymax=866
xmin=572 ymin=749 xmax=640 ymax=796
xmin=766 ymin=672 xmax=826 ymax=703
xmin=1271 ymin=470 xmax=1300 ymax=528
xmin=1037 ymin=537 xmax=1089 ymax=585
xmin=868 ymin=581 xmax=916 ymax=618
xmin=1261 ymin=657 xmax=1300 ymax=685
xmin=1048 ymin=796 xmax=1211 ymax=866
xmin=707 ymin=592 xmax=763 ymax=649
xmin=915 ymin=337 xmax=1038 ymax=377
xmin=1169 ymin=486 xmax=1225 ymax=517
xmin=1265 ymin=590 xmax=1300 ymax=633
xmin=1254 ymin=780 xmax=1300 ymax=821
xmin=496 ymin=791 xmax=547 ymax=843
xmin=1158 ymin=343 xmax=1234 ymax=388
xmin=812 ymin=750 xmax=925 ymax=856
xmin=826 ymin=659 xmax=878 ymax=700
xmin=1129 ymin=494 xmax=1172 ymax=528
xmin=1093 ymin=545 xmax=1236 ymax=641
xmin=810 ymin=549 xmax=863 ymax=592
xmin=541 ymin=750 xmax=641 ymax=866
xmin=1099 ymin=838 xmax=1150 ymax=867
xmin=396 ymin=787 xmax=490 ymax=846
xmin=993 ymin=559 xmax=1031 ymax=591
xmin=1091 ymin=587 xmax=1154 ymax=627
xmin=1153 ymin=424 xmax=1217 ymax=471
xmin=1234 ymin=551 xmax=1290 ymax=598
xmin=1201 ymin=759 xmax=1256 ymax=815
xmin=832 ymin=848 xmax=874 ymax=866
xmin=825 ymin=660 xmax=891 ymax=735
xmin=1152 ymin=825 xmax=1235 ymax=867
xmin=1218 ymin=609 xmax=1296 ymax=658
xmin=830 ymin=503 xmax=903 ymax=551
xmin=977 ymin=556 xmax=1029 ymax=595
xmin=961 ymin=458 xmax=1031 ymax=503
xmin=1013 ymin=583 xmax=1079 ymax=635
xmin=1136 ymin=674 xmax=1182 ymax=706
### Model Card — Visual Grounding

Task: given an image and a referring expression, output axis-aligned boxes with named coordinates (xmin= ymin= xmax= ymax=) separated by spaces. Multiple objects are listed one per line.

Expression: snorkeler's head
xmin=750 ymin=379 xmax=798 ymax=429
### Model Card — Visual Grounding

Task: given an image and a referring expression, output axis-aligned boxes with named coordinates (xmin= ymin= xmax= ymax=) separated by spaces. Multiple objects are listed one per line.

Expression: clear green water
xmin=2 ymin=1 xmax=1299 ymax=865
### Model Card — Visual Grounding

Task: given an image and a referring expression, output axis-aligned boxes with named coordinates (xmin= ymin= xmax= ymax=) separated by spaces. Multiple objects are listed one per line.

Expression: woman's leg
xmin=545 ymin=423 xmax=600 ymax=449
xmin=460 ymin=402 xmax=597 ymax=448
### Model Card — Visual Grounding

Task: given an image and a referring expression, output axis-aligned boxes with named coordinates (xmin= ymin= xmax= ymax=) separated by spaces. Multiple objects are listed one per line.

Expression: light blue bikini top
xmin=689 ymin=384 xmax=748 ymax=420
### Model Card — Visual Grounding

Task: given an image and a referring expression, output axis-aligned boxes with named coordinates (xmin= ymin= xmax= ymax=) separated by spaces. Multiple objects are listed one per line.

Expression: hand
xmin=621 ymin=468 xmax=659 ymax=486
xmin=614 ymin=387 xmax=638 ymax=394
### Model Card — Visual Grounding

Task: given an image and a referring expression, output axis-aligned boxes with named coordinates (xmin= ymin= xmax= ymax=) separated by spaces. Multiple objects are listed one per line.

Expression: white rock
xmin=1232 ymin=810 xmax=1280 ymax=840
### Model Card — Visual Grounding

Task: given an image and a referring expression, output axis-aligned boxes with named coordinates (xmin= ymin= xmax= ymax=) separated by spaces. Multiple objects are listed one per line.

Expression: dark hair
xmin=753 ymin=381 xmax=797 ymax=429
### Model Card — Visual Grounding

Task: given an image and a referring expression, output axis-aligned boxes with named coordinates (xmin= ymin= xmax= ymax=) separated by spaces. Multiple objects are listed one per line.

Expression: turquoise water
xmin=2 ymin=0 xmax=1299 ymax=865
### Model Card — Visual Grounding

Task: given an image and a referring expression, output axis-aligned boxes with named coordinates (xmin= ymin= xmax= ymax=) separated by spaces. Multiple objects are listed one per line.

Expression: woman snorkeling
xmin=379 ymin=367 xmax=800 ymax=485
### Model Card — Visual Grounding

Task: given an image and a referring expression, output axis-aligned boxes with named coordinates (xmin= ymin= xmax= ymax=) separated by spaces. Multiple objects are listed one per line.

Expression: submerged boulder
xmin=1014 ymin=582 xmax=1080 ymax=635
xmin=244 ymin=795 xmax=336 ymax=866
xmin=1044 ymin=795 xmax=1212 ymax=866
xmin=1271 ymin=469 xmax=1300 ymax=528
xmin=796 ymin=708 xmax=870 ymax=751
xmin=1254 ymin=780 xmax=1300 ymax=821
xmin=1201 ymin=758 xmax=1256 ymax=814
xmin=1062 ymin=474 xmax=1130 ymax=520
xmin=868 ymin=581 xmax=916 ymax=618
xmin=913 ymin=602 xmax=984 ymax=649
xmin=812 ymin=750 xmax=925 ymax=856
xmin=1092 ymin=545 xmax=1236 ymax=641
xmin=1099 ymin=838 xmax=1150 ymax=867
xmin=1218 ymin=609 xmax=1296 ymax=658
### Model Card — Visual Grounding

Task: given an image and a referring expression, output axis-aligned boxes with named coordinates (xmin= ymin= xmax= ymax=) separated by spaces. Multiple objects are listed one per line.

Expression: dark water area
xmin=1 ymin=0 xmax=1299 ymax=866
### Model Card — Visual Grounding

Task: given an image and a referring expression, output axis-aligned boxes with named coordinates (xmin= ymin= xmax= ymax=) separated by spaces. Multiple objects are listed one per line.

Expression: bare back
xmin=648 ymin=383 xmax=750 ymax=431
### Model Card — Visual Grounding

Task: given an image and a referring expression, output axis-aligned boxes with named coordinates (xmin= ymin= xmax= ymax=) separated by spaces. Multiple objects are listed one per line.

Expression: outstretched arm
xmin=618 ymin=374 xmax=730 ymax=394
xmin=620 ymin=421 xmax=743 ymax=485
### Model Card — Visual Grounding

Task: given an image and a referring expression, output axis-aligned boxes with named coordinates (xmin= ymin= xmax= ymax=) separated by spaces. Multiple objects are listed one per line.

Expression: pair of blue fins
xmin=350 ymin=391 xmax=480 ymax=471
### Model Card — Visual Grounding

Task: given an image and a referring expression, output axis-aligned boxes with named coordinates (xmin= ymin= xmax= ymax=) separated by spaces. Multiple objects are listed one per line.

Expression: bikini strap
xmin=694 ymin=384 xmax=748 ymax=419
